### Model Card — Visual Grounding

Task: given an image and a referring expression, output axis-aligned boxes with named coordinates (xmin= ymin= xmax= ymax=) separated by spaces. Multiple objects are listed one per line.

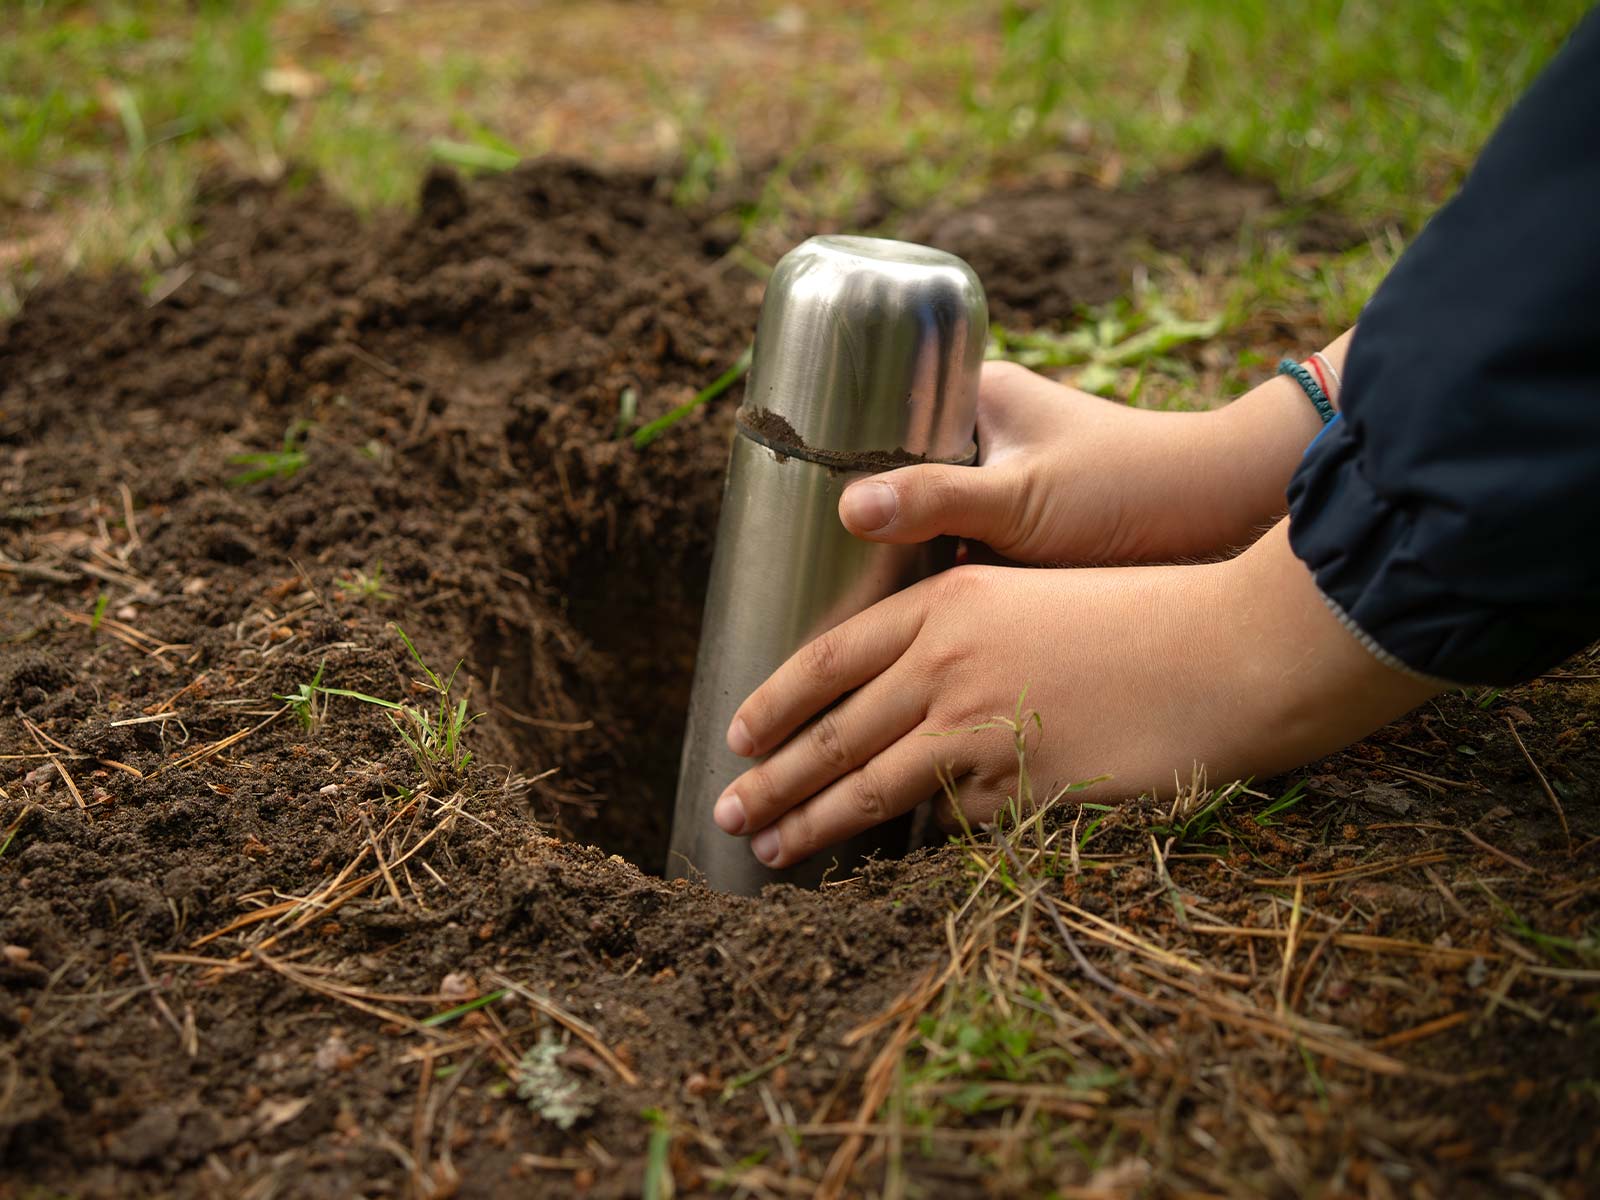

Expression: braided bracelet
xmin=1277 ymin=358 xmax=1337 ymax=425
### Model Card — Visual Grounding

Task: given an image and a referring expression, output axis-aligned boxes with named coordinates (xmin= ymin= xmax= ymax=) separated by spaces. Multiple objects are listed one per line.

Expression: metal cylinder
xmin=668 ymin=235 xmax=988 ymax=894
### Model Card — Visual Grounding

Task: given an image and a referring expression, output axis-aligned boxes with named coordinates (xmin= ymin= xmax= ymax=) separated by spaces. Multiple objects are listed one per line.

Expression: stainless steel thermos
xmin=668 ymin=235 xmax=988 ymax=894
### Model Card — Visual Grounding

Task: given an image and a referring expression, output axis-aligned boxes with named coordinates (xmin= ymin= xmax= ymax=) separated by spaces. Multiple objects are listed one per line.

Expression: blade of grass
xmin=642 ymin=1108 xmax=673 ymax=1200
xmin=421 ymin=987 xmax=507 ymax=1028
xmin=632 ymin=345 xmax=752 ymax=449
xmin=428 ymin=137 xmax=518 ymax=172
xmin=317 ymin=685 xmax=405 ymax=710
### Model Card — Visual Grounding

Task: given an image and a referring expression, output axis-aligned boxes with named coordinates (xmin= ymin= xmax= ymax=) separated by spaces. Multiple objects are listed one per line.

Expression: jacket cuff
xmin=1287 ymin=420 xmax=1576 ymax=686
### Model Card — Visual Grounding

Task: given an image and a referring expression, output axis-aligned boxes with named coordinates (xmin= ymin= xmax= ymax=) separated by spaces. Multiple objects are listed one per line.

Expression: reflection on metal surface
xmin=668 ymin=236 xmax=988 ymax=895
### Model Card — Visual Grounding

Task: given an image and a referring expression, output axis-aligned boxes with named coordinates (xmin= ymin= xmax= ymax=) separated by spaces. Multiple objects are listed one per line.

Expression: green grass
xmin=273 ymin=658 xmax=327 ymax=733
xmin=226 ymin=421 xmax=310 ymax=487
xmin=334 ymin=562 xmax=395 ymax=604
xmin=0 ymin=0 xmax=513 ymax=286
xmin=267 ymin=625 xmax=478 ymax=789
xmin=640 ymin=1108 xmax=674 ymax=1200
xmin=631 ymin=345 xmax=753 ymax=449
xmin=877 ymin=0 xmax=1586 ymax=226
xmin=0 ymin=0 xmax=1587 ymax=412
xmin=1 ymin=0 xmax=1586 ymax=340
xmin=989 ymin=308 xmax=1222 ymax=401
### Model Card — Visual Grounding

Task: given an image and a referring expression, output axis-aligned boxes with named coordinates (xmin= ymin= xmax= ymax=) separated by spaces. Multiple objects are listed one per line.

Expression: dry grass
xmin=797 ymin=710 xmax=1599 ymax=1195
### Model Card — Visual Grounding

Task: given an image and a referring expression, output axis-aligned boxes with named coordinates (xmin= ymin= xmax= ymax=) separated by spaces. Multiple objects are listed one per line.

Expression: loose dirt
xmin=735 ymin=408 xmax=948 ymax=474
xmin=1 ymin=160 xmax=1594 ymax=1198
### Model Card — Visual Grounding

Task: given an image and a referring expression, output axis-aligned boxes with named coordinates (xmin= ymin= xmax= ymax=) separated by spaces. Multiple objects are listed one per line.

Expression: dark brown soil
xmin=904 ymin=149 xmax=1357 ymax=327
xmin=736 ymin=408 xmax=954 ymax=473
xmin=0 ymin=159 xmax=1594 ymax=1199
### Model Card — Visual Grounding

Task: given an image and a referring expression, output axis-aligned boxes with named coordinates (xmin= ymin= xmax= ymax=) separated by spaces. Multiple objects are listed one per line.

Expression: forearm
xmin=1205 ymin=519 xmax=1441 ymax=776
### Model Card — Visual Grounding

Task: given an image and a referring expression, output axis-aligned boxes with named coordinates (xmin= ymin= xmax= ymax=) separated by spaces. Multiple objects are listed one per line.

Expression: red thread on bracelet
xmin=1305 ymin=355 xmax=1332 ymax=397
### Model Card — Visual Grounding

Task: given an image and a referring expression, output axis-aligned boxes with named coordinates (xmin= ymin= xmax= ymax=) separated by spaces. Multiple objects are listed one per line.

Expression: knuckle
xmin=919 ymin=640 xmax=969 ymax=680
xmin=847 ymin=766 xmax=888 ymax=823
xmin=918 ymin=466 xmax=963 ymax=514
xmin=783 ymin=805 xmax=816 ymax=863
xmin=807 ymin=711 xmax=851 ymax=771
xmin=738 ymin=766 xmax=777 ymax=818
xmin=799 ymin=632 xmax=842 ymax=686
xmin=925 ymin=703 xmax=976 ymax=738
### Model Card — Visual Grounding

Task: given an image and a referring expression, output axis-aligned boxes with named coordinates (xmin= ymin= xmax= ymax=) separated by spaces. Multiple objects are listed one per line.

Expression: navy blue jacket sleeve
xmin=1286 ymin=8 xmax=1600 ymax=685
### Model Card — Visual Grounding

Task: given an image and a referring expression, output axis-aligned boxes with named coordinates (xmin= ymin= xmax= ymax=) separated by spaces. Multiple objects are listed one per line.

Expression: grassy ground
xmin=1 ymin=1 xmax=1588 ymax=315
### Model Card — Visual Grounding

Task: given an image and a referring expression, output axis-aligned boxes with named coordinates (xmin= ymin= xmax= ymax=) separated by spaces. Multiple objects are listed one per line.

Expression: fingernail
xmin=841 ymin=481 xmax=897 ymax=532
xmin=751 ymin=826 xmax=781 ymax=865
xmin=727 ymin=717 xmax=755 ymax=757
xmin=713 ymin=791 xmax=746 ymax=835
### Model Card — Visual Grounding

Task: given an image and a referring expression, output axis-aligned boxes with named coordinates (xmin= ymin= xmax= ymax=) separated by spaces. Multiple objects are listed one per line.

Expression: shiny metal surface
xmin=668 ymin=236 xmax=987 ymax=894
xmin=742 ymin=235 xmax=987 ymax=459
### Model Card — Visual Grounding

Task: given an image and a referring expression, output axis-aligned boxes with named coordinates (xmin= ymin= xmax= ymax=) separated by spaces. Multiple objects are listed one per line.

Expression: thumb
xmin=838 ymin=463 xmax=1017 ymax=545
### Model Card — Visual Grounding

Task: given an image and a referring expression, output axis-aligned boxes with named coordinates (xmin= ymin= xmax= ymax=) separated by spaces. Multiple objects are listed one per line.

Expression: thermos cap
xmin=740 ymin=235 xmax=987 ymax=462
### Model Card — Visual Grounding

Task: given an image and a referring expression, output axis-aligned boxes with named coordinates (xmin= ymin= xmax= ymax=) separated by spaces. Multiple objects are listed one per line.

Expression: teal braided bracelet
xmin=1277 ymin=358 xmax=1337 ymax=425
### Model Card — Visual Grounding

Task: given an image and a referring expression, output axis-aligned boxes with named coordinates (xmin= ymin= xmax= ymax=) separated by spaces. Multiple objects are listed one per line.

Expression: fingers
xmin=714 ymin=672 xmax=926 ymax=836
xmin=727 ymin=586 xmax=928 ymax=759
xmin=839 ymin=463 xmax=1019 ymax=545
xmin=837 ymin=361 xmax=1050 ymax=546
xmin=748 ymin=726 xmax=976 ymax=869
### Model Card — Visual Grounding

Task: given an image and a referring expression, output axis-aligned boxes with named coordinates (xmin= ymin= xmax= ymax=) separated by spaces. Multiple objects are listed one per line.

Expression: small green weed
xmin=1481 ymin=884 xmax=1600 ymax=969
xmin=228 ymin=422 xmax=310 ymax=487
xmin=89 ymin=592 xmax=109 ymax=631
xmin=334 ymin=562 xmax=395 ymax=603
xmin=905 ymin=986 xmax=1081 ymax=1114
xmin=1253 ymin=779 xmax=1309 ymax=825
xmin=429 ymin=135 xmax=519 ymax=173
xmin=386 ymin=624 xmax=478 ymax=788
xmin=273 ymin=659 xmax=327 ymax=733
xmin=0 ymin=806 xmax=30 ymax=860
xmin=718 ymin=1049 xmax=793 ymax=1102
xmin=613 ymin=386 xmax=638 ymax=438
xmin=422 ymin=988 xmax=507 ymax=1028
xmin=989 ymin=304 xmax=1221 ymax=401
xmin=1149 ymin=776 xmax=1258 ymax=849
xmin=931 ymin=691 xmax=1108 ymax=887
xmin=267 ymin=626 xmax=477 ymax=787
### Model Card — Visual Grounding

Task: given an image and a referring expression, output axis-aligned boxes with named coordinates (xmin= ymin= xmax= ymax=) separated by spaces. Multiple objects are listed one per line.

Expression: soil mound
xmin=905 ymin=150 xmax=1356 ymax=326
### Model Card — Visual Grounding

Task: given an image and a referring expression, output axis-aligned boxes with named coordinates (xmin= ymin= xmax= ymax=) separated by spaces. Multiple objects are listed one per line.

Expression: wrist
xmin=1135 ymin=393 xmax=1318 ymax=558
xmin=1196 ymin=377 xmax=1326 ymax=546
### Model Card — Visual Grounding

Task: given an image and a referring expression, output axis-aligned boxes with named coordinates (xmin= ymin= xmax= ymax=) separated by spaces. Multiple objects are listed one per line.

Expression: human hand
xmin=837 ymin=358 xmax=1330 ymax=566
xmin=713 ymin=521 xmax=1439 ymax=869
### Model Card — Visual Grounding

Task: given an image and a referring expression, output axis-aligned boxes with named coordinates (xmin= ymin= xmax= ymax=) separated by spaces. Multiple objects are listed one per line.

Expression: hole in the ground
xmin=479 ymin=534 xmax=712 ymax=876
xmin=559 ymin=544 xmax=708 ymax=871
